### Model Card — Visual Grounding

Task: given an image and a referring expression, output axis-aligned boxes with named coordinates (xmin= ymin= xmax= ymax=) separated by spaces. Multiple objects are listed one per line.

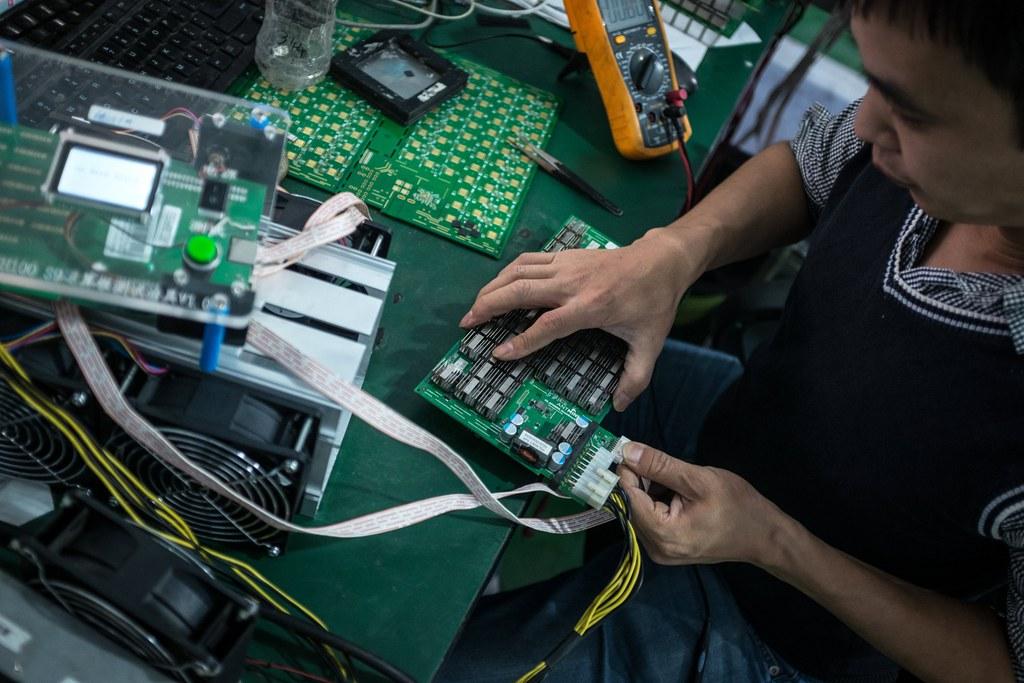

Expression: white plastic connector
xmin=610 ymin=436 xmax=631 ymax=464
xmin=570 ymin=446 xmax=620 ymax=509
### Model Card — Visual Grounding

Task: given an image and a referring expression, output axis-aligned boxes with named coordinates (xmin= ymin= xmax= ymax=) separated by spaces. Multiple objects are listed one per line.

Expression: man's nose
xmin=854 ymin=88 xmax=899 ymax=152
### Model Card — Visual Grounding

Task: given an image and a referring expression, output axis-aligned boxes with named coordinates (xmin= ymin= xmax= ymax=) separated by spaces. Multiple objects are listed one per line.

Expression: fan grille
xmin=0 ymin=381 xmax=86 ymax=484
xmin=30 ymin=579 xmax=182 ymax=676
xmin=105 ymin=428 xmax=293 ymax=547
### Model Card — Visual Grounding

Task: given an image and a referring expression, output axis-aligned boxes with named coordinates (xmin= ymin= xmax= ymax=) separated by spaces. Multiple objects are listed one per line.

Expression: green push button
xmin=185 ymin=235 xmax=218 ymax=266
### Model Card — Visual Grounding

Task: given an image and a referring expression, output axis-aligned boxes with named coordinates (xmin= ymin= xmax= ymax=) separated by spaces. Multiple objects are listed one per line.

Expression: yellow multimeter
xmin=564 ymin=0 xmax=692 ymax=160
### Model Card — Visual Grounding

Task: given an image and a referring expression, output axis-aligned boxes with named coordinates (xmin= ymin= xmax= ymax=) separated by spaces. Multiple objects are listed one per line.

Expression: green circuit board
xmin=234 ymin=16 xmax=559 ymax=258
xmin=0 ymin=124 xmax=265 ymax=325
xmin=416 ymin=217 xmax=628 ymax=508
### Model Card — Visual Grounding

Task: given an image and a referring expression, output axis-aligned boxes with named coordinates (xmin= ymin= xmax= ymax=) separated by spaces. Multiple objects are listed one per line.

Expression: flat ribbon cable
xmin=54 ymin=300 xmax=614 ymax=536
xmin=255 ymin=192 xmax=370 ymax=277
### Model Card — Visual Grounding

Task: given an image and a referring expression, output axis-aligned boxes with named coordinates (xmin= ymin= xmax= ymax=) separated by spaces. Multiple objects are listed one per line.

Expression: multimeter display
xmin=598 ymin=0 xmax=649 ymax=32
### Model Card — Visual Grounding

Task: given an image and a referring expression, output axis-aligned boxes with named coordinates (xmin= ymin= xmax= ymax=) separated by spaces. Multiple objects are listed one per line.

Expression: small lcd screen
xmin=598 ymin=0 xmax=650 ymax=32
xmin=358 ymin=47 xmax=440 ymax=100
xmin=56 ymin=145 xmax=161 ymax=212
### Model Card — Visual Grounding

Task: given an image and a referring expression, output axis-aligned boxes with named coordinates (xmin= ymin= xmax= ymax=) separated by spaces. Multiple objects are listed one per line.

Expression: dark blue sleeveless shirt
xmin=698 ymin=145 xmax=1024 ymax=681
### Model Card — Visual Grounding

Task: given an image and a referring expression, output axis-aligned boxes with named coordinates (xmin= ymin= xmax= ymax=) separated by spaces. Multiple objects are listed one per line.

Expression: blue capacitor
xmin=575 ymin=415 xmax=590 ymax=428
xmin=248 ymin=109 xmax=270 ymax=129
xmin=499 ymin=422 xmax=517 ymax=442
xmin=0 ymin=50 xmax=17 ymax=126
xmin=199 ymin=321 xmax=225 ymax=372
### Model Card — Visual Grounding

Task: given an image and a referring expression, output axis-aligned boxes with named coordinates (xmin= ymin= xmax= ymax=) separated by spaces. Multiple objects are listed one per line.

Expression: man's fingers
xmin=619 ymin=472 xmax=660 ymax=522
xmin=460 ymin=253 xmax=557 ymax=327
xmin=621 ymin=443 xmax=700 ymax=498
xmin=461 ymin=278 xmax=564 ymax=333
xmin=473 ymin=264 xmax=557 ymax=301
xmin=492 ymin=308 xmax=582 ymax=360
xmin=612 ymin=339 xmax=660 ymax=411
xmin=618 ymin=463 xmax=641 ymax=489
xmin=478 ymin=253 xmax=557 ymax=296
xmin=621 ymin=474 xmax=674 ymax=548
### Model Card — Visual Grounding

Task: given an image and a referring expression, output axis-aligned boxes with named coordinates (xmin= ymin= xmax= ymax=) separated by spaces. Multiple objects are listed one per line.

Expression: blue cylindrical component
xmin=0 ymin=50 xmax=17 ymax=126
xmin=200 ymin=322 xmax=225 ymax=372
xmin=248 ymin=109 xmax=270 ymax=129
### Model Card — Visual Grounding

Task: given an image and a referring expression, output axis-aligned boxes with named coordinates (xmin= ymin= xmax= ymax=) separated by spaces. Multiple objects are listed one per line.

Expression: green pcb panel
xmin=416 ymin=217 xmax=628 ymax=508
xmin=0 ymin=124 xmax=265 ymax=325
xmin=235 ymin=17 xmax=559 ymax=258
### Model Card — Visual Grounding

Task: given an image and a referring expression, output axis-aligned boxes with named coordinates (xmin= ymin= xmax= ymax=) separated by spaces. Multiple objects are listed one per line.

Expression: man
xmin=439 ymin=1 xmax=1024 ymax=681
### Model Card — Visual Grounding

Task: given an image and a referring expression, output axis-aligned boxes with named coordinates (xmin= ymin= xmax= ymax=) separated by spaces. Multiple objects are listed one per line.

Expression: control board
xmin=0 ymin=123 xmax=267 ymax=327
xmin=416 ymin=217 xmax=628 ymax=508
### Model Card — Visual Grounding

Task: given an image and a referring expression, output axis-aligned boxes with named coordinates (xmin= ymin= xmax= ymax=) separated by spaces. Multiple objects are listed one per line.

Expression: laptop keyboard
xmin=0 ymin=0 xmax=263 ymax=92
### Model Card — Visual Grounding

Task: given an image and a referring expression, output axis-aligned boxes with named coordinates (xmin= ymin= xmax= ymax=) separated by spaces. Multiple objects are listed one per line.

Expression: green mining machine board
xmin=235 ymin=17 xmax=560 ymax=258
xmin=416 ymin=217 xmax=628 ymax=508
xmin=0 ymin=124 xmax=266 ymax=324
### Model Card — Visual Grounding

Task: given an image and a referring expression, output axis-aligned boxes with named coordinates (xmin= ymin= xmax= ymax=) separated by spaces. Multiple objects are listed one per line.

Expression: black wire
xmin=698 ymin=0 xmax=809 ymax=199
xmin=258 ymin=606 xmax=416 ymax=683
xmin=423 ymin=30 xmax=577 ymax=61
xmin=662 ymin=113 xmax=693 ymax=218
xmin=530 ymin=489 xmax=642 ymax=678
xmin=613 ymin=486 xmax=644 ymax=597
xmin=671 ymin=117 xmax=694 ymax=213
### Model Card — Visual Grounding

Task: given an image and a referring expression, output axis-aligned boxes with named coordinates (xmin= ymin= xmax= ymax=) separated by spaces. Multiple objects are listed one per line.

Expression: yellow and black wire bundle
xmin=0 ymin=341 xmax=356 ymax=682
xmin=516 ymin=488 xmax=644 ymax=683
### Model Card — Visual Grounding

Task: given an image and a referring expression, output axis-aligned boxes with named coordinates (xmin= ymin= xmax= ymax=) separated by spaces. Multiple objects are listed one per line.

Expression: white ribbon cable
xmin=254 ymin=192 xmax=370 ymax=278
xmin=54 ymin=301 xmax=613 ymax=536
xmin=246 ymin=320 xmax=613 ymax=532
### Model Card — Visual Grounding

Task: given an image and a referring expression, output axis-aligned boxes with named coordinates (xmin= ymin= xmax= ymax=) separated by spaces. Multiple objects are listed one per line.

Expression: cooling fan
xmin=0 ymin=380 xmax=88 ymax=486
xmin=29 ymin=578 xmax=184 ymax=673
xmin=12 ymin=491 xmax=258 ymax=683
xmin=105 ymin=427 xmax=298 ymax=556
xmin=1 ymin=310 xmax=313 ymax=555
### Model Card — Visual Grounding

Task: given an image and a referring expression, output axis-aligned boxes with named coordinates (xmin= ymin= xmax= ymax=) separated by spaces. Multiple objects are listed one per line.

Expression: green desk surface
xmin=246 ymin=5 xmax=794 ymax=681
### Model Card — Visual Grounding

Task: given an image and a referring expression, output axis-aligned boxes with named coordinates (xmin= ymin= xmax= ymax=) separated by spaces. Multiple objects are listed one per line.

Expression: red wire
xmin=677 ymin=136 xmax=694 ymax=213
xmin=244 ymin=658 xmax=334 ymax=683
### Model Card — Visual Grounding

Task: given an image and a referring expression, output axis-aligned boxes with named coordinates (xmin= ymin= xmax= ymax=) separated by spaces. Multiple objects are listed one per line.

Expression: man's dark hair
xmin=846 ymin=0 xmax=1024 ymax=144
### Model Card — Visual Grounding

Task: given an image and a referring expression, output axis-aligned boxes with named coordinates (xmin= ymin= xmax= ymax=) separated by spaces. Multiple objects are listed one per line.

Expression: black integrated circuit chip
xmin=199 ymin=179 xmax=229 ymax=216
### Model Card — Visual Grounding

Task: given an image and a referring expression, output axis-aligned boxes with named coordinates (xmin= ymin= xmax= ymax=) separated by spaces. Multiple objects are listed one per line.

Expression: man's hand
xmin=618 ymin=441 xmax=788 ymax=567
xmin=459 ymin=228 xmax=706 ymax=411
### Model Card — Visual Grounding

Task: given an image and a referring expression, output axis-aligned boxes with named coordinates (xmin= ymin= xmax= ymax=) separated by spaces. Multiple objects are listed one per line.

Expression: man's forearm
xmin=765 ymin=516 xmax=1013 ymax=683
xmin=656 ymin=142 xmax=813 ymax=273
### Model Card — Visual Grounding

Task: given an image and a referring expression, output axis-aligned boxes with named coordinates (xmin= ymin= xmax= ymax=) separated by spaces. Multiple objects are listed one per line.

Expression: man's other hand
xmin=618 ymin=441 xmax=788 ymax=568
xmin=458 ymin=228 xmax=700 ymax=411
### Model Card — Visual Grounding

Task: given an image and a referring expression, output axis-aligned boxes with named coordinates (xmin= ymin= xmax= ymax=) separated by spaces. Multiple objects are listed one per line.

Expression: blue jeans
xmin=437 ymin=341 xmax=821 ymax=683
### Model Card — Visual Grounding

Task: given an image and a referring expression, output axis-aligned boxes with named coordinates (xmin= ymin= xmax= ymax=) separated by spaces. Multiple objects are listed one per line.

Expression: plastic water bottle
xmin=255 ymin=0 xmax=337 ymax=91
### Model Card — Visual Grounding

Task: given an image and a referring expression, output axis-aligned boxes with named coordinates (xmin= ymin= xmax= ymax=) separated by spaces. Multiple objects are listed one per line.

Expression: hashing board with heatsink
xmin=416 ymin=217 xmax=629 ymax=508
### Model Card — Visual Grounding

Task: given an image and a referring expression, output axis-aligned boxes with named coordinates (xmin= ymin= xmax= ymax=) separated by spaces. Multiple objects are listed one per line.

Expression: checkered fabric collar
xmin=883 ymin=207 xmax=1024 ymax=354
xmin=1006 ymin=284 xmax=1024 ymax=354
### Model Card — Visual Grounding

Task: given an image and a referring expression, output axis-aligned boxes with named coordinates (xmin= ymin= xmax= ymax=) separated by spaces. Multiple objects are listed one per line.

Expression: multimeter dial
xmin=628 ymin=48 xmax=664 ymax=94
xmin=614 ymin=41 xmax=673 ymax=147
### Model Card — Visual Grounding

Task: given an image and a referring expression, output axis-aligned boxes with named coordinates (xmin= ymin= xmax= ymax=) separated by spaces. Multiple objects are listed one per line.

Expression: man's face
xmin=851 ymin=12 xmax=1024 ymax=226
